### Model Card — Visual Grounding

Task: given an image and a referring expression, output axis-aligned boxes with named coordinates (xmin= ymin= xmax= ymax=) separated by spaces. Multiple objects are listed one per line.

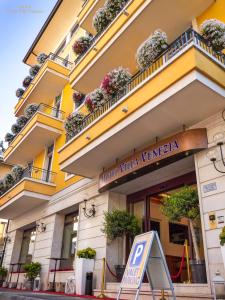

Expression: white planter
xmin=221 ymin=245 xmax=225 ymax=270
xmin=75 ymin=258 xmax=94 ymax=295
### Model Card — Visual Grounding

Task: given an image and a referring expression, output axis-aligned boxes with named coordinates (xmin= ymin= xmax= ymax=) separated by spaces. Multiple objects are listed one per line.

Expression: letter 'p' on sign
xmin=131 ymin=241 xmax=146 ymax=266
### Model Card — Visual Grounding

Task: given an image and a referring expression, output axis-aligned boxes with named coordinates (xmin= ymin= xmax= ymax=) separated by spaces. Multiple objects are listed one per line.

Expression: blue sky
xmin=0 ymin=0 xmax=57 ymax=145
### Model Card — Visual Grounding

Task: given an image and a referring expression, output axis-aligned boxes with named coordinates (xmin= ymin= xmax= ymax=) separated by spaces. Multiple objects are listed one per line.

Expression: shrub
xmin=37 ymin=53 xmax=48 ymax=64
xmin=11 ymin=165 xmax=24 ymax=182
xmin=22 ymin=76 xmax=32 ymax=88
xmin=85 ymin=88 xmax=107 ymax=113
xmin=15 ymin=88 xmax=25 ymax=98
xmin=101 ymin=67 xmax=131 ymax=97
xmin=4 ymin=133 xmax=14 ymax=144
xmin=24 ymin=262 xmax=41 ymax=281
xmin=93 ymin=6 xmax=110 ymax=33
xmin=3 ymin=174 xmax=15 ymax=190
xmin=65 ymin=113 xmax=85 ymax=140
xmin=16 ymin=115 xmax=28 ymax=128
xmin=11 ymin=123 xmax=21 ymax=135
xmin=29 ymin=64 xmax=40 ymax=77
xmin=24 ymin=103 xmax=39 ymax=119
xmin=220 ymin=227 xmax=225 ymax=246
xmin=105 ymin=0 xmax=129 ymax=21
xmin=200 ymin=19 xmax=225 ymax=52
xmin=136 ymin=29 xmax=168 ymax=70
xmin=77 ymin=247 xmax=96 ymax=259
xmin=72 ymin=35 xmax=93 ymax=55
xmin=73 ymin=91 xmax=85 ymax=108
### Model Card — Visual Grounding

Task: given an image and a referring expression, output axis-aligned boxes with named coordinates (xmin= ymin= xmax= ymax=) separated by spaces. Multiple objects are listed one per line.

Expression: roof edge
xmin=23 ymin=0 xmax=63 ymax=64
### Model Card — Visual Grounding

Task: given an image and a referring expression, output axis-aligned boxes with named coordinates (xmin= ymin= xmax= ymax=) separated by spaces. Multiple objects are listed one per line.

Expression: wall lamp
xmin=83 ymin=199 xmax=96 ymax=218
xmin=207 ymin=132 xmax=225 ymax=173
xmin=36 ymin=222 xmax=46 ymax=233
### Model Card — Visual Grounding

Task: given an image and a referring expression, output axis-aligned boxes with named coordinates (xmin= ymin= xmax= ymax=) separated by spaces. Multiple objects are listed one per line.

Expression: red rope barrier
xmin=171 ymin=244 xmax=186 ymax=280
xmin=106 ymin=261 xmax=118 ymax=279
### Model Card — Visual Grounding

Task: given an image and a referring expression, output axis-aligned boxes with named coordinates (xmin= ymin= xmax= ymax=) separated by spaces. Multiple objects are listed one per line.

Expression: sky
xmin=0 ymin=0 xmax=57 ymax=145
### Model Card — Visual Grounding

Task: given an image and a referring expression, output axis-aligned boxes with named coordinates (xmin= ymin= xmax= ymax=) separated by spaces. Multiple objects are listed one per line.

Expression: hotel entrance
xmin=128 ymin=171 xmax=206 ymax=284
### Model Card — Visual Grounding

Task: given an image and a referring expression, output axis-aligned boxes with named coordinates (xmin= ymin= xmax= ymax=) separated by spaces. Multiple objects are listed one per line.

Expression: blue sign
xmin=130 ymin=241 xmax=147 ymax=267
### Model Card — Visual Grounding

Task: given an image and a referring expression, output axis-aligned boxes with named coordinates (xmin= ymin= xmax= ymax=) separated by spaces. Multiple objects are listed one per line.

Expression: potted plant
xmin=16 ymin=115 xmax=28 ymax=128
xmin=136 ymin=29 xmax=168 ymax=70
xmin=73 ymin=91 xmax=85 ymax=109
xmin=0 ymin=267 xmax=7 ymax=286
xmin=24 ymin=103 xmax=39 ymax=119
xmin=102 ymin=209 xmax=141 ymax=281
xmin=11 ymin=165 xmax=24 ymax=182
xmin=75 ymin=247 xmax=96 ymax=295
xmin=101 ymin=67 xmax=131 ymax=97
xmin=200 ymin=19 xmax=225 ymax=52
xmin=11 ymin=123 xmax=21 ymax=136
xmin=93 ymin=6 xmax=110 ymax=33
xmin=23 ymin=262 xmax=41 ymax=290
xmin=37 ymin=53 xmax=48 ymax=64
xmin=64 ymin=112 xmax=85 ymax=140
xmin=3 ymin=173 xmax=15 ymax=191
xmin=160 ymin=185 xmax=206 ymax=283
xmin=22 ymin=76 xmax=32 ymax=88
xmin=84 ymin=88 xmax=107 ymax=113
xmin=72 ymin=35 xmax=93 ymax=56
xmin=15 ymin=88 xmax=25 ymax=98
xmin=219 ymin=227 xmax=225 ymax=269
xmin=29 ymin=64 xmax=40 ymax=77
xmin=4 ymin=132 xmax=14 ymax=144
xmin=105 ymin=0 xmax=129 ymax=21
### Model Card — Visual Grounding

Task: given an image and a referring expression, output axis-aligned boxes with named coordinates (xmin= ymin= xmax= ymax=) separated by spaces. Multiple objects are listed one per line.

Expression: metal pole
xmin=185 ymin=239 xmax=191 ymax=283
xmin=97 ymin=257 xmax=106 ymax=298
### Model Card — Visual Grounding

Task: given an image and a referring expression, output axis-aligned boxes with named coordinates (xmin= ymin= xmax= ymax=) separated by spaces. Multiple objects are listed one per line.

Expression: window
xmin=52 ymin=94 xmax=61 ymax=118
xmin=55 ymin=39 xmax=66 ymax=56
xmin=71 ymin=23 xmax=79 ymax=37
xmin=44 ymin=144 xmax=54 ymax=182
xmin=169 ymin=223 xmax=189 ymax=245
xmin=150 ymin=220 xmax=160 ymax=239
xmin=60 ymin=212 xmax=79 ymax=270
xmin=19 ymin=228 xmax=36 ymax=264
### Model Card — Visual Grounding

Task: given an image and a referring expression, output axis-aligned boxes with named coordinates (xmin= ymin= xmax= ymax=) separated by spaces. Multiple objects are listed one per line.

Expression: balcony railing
xmin=0 ymin=167 xmax=56 ymax=198
xmin=48 ymin=53 xmax=73 ymax=70
xmin=67 ymin=28 xmax=225 ymax=141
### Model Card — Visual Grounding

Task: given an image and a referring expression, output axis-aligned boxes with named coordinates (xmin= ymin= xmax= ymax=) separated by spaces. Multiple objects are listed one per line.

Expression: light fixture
xmin=121 ymin=106 xmax=128 ymax=113
xmin=83 ymin=199 xmax=96 ymax=218
xmin=207 ymin=132 xmax=225 ymax=173
xmin=36 ymin=222 xmax=46 ymax=233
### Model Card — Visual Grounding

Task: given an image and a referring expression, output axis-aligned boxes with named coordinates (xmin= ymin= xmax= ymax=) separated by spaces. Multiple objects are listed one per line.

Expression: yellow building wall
xmin=197 ymin=0 xmax=225 ymax=26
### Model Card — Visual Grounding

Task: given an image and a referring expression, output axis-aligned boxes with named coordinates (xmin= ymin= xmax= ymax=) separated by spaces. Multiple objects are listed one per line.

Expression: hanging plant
xmin=4 ymin=133 xmax=14 ymax=144
xmin=11 ymin=165 xmax=24 ymax=182
xmin=22 ymin=76 xmax=32 ymax=88
xmin=72 ymin=35 xmax=93 ymax=55
xmin=15 ymin=88 xmax=25 ymax=98
xmin=24 ymin=103 xmax=39 ymax=119
xmin=105 ymin=0 xmax=129 ymax=21
xmin=16 ymin=115 xmax=28 ymax=128
xmin=73 ymin=91 xmax=85 ymax=108
xmin=200 ymin=19 xmax=225 ymax=52
xmin=37 ymin=53 xmax=48 ymax=64
xmin=3 ymin=173 xmax=15 ymax=190
xmin=136 ymin=29 xmax=168 ymax=70
xmin=29 ymin=64 xmax=41 ymax=77
xmin=65 ymin=113 xmax=85 ymax=140
xmin=85 ymin=88 xmax=107 ymax=113
xmin=11 ymin=123 xmax=21 ymax=135
xmin=93 ymin=6 xmax=110 ymax=33
xmin=101 ymin=67 xmax=131 ymax=97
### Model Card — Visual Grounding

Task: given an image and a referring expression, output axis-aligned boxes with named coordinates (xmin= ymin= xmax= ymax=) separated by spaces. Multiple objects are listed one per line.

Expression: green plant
xmin=72 ymin=35 xmax=93 ymax=55
xmin=16 ymin=115 xmax=28 ymax=128
xmin=11 ymin=165 xmax=24 ymax=182
xmin=23 ymin=76 xmax=32 ymax=88
xmin=219 ymin=227 xmax=225 ymax=246
xmin=105 ymin=0 xmax=128 ymax=21
xmin=11 ymin=123 xmax=21 ymax=135
xmin=136 ymin=29 xmax=168 ymax=70
xmin=64 ymin=112 xmax=85 ymax=140
xmin=15 ymin=88 xmax=25 ymax=98
xmin=4 ymin=133 xmax=14 ymax=144
xmin=37 ymin=53 xmax=48 ymax=64
xmin=24 ymin=103 xmax=39 ymax=119
xmin=0 ymin=180 xmax=5 ymax=196
xmin=160 ymin=186 xmax=200 ymax=261
xmin=93 ymin=6 xmax=110 ymax=33
xmin=77 ymin=247 xmax=96 ymax=259
xmin=0 ymin=267 xmax=7 ymax=278
xmin=24 ymin=262 xmax=41 ymax=281
xmin=3 ymin=173 xmax=15 ymax=190
xmin=85 ymin=88 xmax=107 ymax=113
xmin=200 ymin=19 xmax=225 ymax=52
xmin=29 ymin=64 xmax=40 ymax=77
xmin=102 ymin=210 xmax=141 ymax=265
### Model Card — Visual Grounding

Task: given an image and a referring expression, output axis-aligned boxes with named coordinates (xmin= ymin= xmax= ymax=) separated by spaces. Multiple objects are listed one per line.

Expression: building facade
xmin=1 ymin=0 xmax=225 ymax=299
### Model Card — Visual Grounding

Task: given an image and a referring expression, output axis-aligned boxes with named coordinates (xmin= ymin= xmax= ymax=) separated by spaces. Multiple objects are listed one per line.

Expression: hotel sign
xmin=99 ymin=129 xmax=208 ymax=192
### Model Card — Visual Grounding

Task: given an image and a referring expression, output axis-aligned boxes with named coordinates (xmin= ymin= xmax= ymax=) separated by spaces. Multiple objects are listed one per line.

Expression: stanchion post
xmin=98 ymin=257 xmax=107 ymax=299
xmin=185 ymin=239 xmax=191 ymax=283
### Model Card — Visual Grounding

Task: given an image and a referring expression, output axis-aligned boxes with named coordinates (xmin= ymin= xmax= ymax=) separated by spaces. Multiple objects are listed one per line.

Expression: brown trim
xmin=23 ymin=0 xmax=63 ymax=64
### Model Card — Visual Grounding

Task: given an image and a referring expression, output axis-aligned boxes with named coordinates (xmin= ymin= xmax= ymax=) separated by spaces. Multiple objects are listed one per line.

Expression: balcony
xmin=58 ymin=29 xmax=225 ymax=177
xmin=70 ymin=0 xmax=213 ymax=93
xmin=0 ymin=167 xmax=56 ymax=219
xmin=4 ymin=104 xmax=64 ymax=165
xmin=15 ymin=54 xmax=72 ymax=117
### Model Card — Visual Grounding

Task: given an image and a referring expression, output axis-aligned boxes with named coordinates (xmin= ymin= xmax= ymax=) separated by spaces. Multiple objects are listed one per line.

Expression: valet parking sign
xmin=118 ymin=231 xmax=176 ymax=300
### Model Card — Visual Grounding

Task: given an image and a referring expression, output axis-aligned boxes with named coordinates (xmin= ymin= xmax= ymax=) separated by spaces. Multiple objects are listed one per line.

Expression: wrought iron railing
xmin=67 ymin=28 xmax=225 ymax=141
xmin=37 ymin=103 xmax=65 ymax=120
xmin=48 ymin=53 xmax=73 ymax=70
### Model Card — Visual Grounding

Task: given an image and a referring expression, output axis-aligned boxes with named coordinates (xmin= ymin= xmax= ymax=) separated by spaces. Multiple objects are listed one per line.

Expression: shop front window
xmin=60 ymin=212 xmax=79 ymax=270
xmin=19 ymin=228 xmax=36 ymax=264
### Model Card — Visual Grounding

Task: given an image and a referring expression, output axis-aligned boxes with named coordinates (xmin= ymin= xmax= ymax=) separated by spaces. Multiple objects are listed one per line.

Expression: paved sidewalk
xmin=0 ymin=289 xmax=95 ymax=300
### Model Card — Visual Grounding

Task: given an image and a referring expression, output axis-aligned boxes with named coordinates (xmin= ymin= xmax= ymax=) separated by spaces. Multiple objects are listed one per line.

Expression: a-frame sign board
xmin=117 ymin=231 xmax=176 ymax=300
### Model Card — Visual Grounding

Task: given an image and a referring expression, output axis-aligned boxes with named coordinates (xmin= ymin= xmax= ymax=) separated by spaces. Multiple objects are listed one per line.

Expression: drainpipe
xmin=0 ymin=220 xmax=10 ymax=266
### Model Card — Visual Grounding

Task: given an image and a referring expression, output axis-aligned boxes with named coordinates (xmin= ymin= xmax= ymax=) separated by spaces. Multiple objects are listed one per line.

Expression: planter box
xmin=75 ymin=258 xmax=94 ymax=295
